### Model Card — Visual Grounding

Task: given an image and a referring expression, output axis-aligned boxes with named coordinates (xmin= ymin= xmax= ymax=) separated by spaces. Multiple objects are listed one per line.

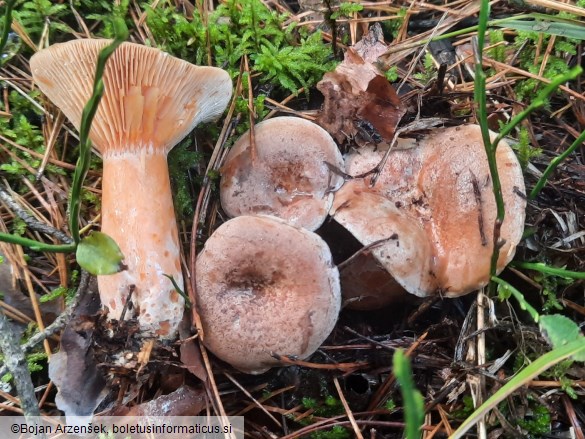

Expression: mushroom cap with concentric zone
xmin=220 ymin=117 xmax=345 ymax=231
xmin=195 ymin=215 xmax=341 ymax=374
xmin=332 ymin=124 xmax=526 ymax=298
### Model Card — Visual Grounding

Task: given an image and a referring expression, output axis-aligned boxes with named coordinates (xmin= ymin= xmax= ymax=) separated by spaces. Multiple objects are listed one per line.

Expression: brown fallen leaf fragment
xmin=178 ymin=315 xmax=207 ymax=382
xmin=316 ymin=27 xmax=405 ymax=145
xmin=49 ymin=280 xmax=108 ymax=418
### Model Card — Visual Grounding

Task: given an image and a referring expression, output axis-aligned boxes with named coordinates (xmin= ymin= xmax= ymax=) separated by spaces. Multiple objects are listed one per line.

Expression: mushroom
xmin=220 ymin=116 xmax=344 ymax=231
xmin=31 ymin=39 xmax=232 ymax=337
xmin=340 ymin=249 xmax=409 ymax=310
xmin=332 ymin=124 xmax=526 ymax=298
xmin=195 ymin=215 xmax=341 ymax=374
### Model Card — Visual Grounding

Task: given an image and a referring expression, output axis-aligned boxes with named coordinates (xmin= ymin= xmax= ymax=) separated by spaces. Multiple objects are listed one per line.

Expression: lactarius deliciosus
xmin=195 ymin=215 xmax=341 ymax=374
xmin=220 ymin=116 xmax=344 ymax=231
xmin=332 ymin=125 xmax=526 ymax=299
xmin=31 ymin=40 xmax=232 ymax=337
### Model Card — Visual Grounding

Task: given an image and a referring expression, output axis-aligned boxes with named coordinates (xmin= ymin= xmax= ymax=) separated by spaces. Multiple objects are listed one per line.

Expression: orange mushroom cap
xmin=332 ymin=125 xmax=526 ymax=298
xmin=31 ymin=39 xmax=231 ymax=155
xmin=195 ymin=215 xmax=341 ymax=374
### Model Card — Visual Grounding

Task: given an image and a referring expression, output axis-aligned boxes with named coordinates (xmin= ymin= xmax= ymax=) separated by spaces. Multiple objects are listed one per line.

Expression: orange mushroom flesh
xmin=195 ymin=215 xmax=341 ymax=374
xmin=220 ymin=116 xmax=345 ymax=231
xmin=332 ymin=125 xmax=526 ymax=298
xmin=31 ymin=40 xmax=232 ymax=337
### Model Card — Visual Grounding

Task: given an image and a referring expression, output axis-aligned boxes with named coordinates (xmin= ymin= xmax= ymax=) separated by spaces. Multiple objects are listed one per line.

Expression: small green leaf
xmin=540 ymin=315 xmax=585 ymax=361
xmin=76 ymin=231 xmax=125 ymax=275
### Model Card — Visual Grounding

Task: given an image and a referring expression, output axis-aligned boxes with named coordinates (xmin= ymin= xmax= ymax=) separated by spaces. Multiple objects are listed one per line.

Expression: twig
xmin=0 ymin=309 xmax=41 ymax=419
xmin=0 ymin=270 xmax=91 ymax=379
xmin=0 ymin=185 xmax=73 ymax=244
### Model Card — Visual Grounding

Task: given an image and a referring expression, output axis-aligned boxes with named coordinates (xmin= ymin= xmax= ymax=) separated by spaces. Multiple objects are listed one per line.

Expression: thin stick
xmin=334 ymin=376 xmax=364 ymax=439
xmin=0 ymin=309 xmax=41 ymax=420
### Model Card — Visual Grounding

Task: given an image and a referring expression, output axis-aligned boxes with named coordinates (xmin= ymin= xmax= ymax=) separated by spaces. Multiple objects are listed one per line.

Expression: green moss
xmin=168 ymin=139 xmax=203 ymax=219
xmin=145 ymin=0 xmax=337 ymax=96
xmin=511 ymin=126 xmax=542 ymax=169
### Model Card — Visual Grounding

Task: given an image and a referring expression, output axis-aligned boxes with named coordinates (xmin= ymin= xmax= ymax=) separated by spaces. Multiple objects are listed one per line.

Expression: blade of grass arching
xmin=511 ymin=262 xmax=585 ymax=279
xmin=393 ymin=350 xmax=425 ymax=439
xmin=0 ymin=0 xmax=16 ymax=65
xmin=69 ymin=18 xmax=128 ymax=243
xmin=530 ymin=129 xmax=585 ymax=199
xmin=492 ymin=66 xmax=582 ymax=146
xmin=450 ymin=338 xmax=585 ymax=439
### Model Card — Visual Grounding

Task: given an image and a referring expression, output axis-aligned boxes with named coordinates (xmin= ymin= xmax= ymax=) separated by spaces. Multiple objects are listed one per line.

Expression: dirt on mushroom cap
xmin=220 ymin=116 xmax=345 ymax=231
xmin=195 ymin=215 xmax=341 ymax=374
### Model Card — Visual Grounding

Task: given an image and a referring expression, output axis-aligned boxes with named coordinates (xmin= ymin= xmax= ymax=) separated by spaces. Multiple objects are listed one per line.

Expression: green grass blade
xmin=69 ymin=18 xmax=128 ymax=243
xmin=530 ymin=129 xmax=585 ymax=199
xmin=393 ymin=350 xmax=425 ymax=439
xmin=493 ymin=67 xmax=582 ymax=146
xmin=450 ymin=338 xmax=585 ymax=439
xmin=494 ymin=18 xmax=585 ymax=40
xmin=0 ymin=233 xmax=75 ymax=253
xmin=492 ymin=276 xmax=540 ymax=323
xmin=512 ymin=262 xmax=585 ymax=279
xmin=0 ymin=0 xmax=16 ymax=66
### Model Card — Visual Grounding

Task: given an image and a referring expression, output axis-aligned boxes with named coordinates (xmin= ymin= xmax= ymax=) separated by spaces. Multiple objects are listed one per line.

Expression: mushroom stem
xmin=98 ymin=150 xmax=183 ymax=338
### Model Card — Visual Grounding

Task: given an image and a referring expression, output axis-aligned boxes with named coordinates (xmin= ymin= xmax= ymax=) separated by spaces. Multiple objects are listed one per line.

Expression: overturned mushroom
xmin=31 ymin=40 xmax=232 ymax=337
xmin=195 ymin=215 xmax=341 ymax=374
xmin=220 ymin=116 xmax=344 ymax=231
xmin=332 ymin=125 xmax=526 ymax=298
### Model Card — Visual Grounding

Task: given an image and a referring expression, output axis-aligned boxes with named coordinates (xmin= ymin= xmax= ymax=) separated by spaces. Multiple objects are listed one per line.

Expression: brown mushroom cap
xmin=340 ymin=250 xmax=409 ymax=310
xmin=220 ymin=117 xmax=344 ymax=231
xmin=332 ymin=124 xmax=526 ymax=298
xmin=30 ymin=39 xmax=232 ymax=155
xmin=195 ymin=215 xmax=341 ymax=374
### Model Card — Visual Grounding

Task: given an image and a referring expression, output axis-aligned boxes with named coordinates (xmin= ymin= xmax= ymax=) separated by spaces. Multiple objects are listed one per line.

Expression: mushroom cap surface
xmin=195 ymin=215 xmax=341 ymax=374
xmin=332 ymin=124 xmax=526 ymax=298
xmin=220 ymin=117 xmax=344 ymax=231
xmin=31 ymin=39 xmax=232 ymax=155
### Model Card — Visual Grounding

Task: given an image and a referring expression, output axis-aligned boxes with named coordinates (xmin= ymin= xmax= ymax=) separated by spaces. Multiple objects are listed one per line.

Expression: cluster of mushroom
xmin=198 ymin=120 xmax=527 ymax=374
xmin=196 ymin=117 xmax=345 ymax=374
xmin=30 ymin=39 xmax=527 ymax=378
xmin=199 ymin=118 xmax=526 ymax=374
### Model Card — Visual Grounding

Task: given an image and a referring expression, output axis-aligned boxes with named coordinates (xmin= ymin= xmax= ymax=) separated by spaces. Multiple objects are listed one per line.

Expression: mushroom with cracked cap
xmin=31 ymin=39 xmax=232 ymax=338
xmin=195 ymin=215 xmax=341 ymax=374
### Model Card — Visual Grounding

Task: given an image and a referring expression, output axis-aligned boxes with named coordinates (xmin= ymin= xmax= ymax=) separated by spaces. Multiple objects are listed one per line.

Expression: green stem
xmin=491 ymin=276 xmax=540 ymax=323
xmin=0 ymin=233 xmax=76 ymax=253
xmin=0 ymin=0 xmax=15 ymax=65
xmin=530 ymin=129 xmax=585 ymax=200
xmin=69 ymin=19 xmax=128 ymax=243
xmin=475 ymin=0 xmax=504 ymax=296
xmin=512 ymin=262 xmax=585 ymax=279
xmin=492 ymin=67 xmax=582 ymax=147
